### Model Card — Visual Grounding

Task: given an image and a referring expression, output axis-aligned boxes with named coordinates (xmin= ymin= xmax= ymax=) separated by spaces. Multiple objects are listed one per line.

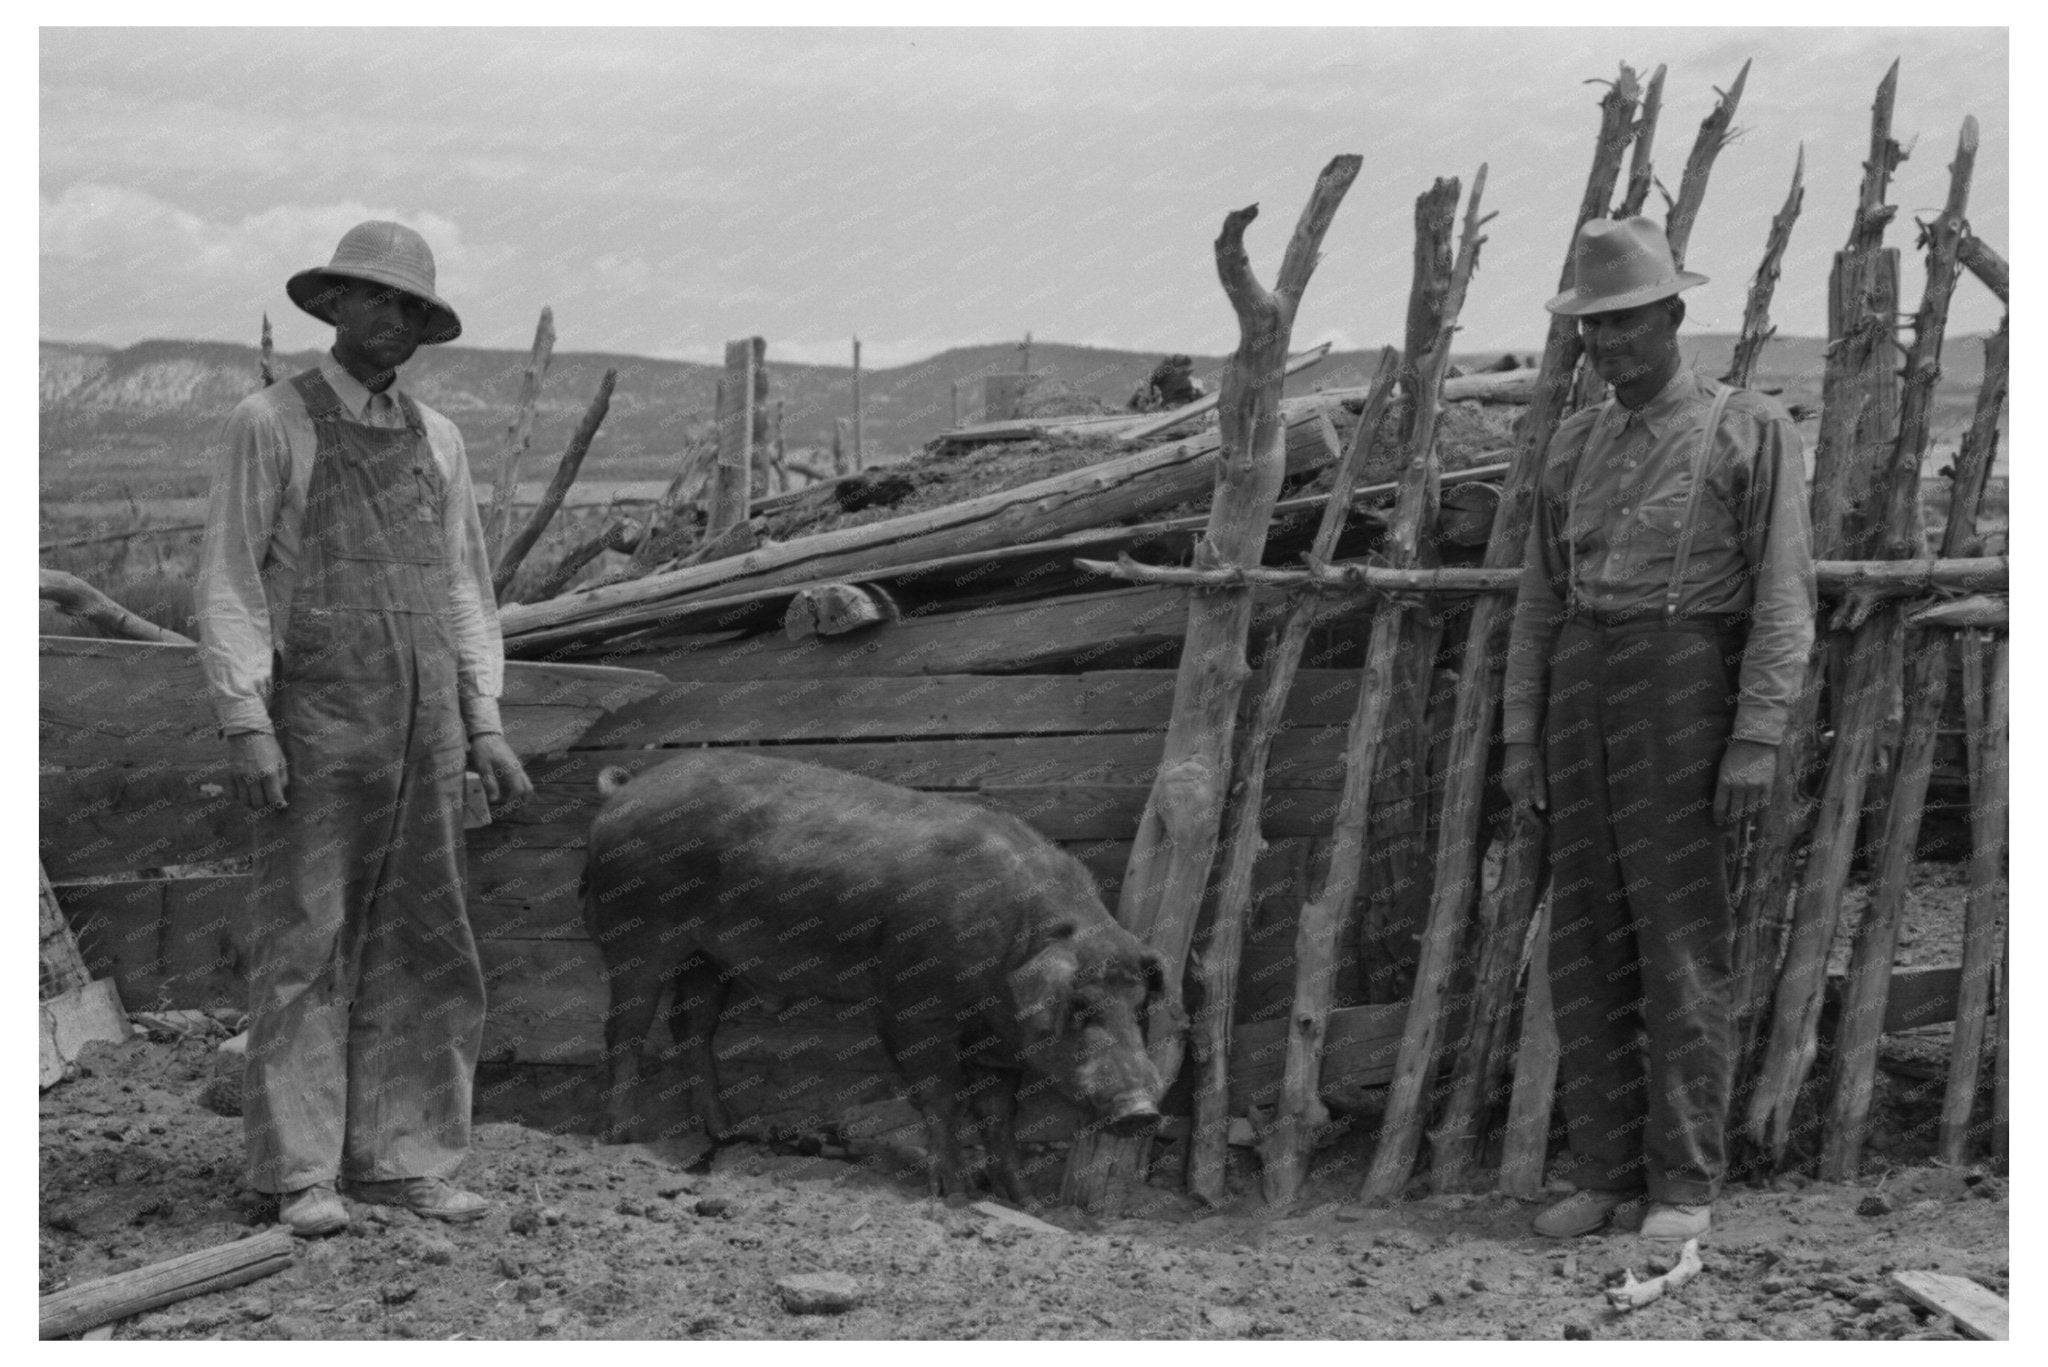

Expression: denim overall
xmin=242 ymin=370 xmax=486 ymax=1193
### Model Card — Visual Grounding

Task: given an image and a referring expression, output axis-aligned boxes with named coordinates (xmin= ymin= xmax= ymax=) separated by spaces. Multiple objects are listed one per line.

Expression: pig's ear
xmin=1140 ymin=949 xmax=1169 ymax=1006
xmin=1009 ymin=934 xmax=1081 ymax=1041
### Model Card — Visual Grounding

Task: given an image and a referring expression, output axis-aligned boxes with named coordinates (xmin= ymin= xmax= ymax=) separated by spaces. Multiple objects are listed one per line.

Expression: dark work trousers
xmin=1542 ymin=616 xmax=1741 ymax=1205
xmin=242 ymin=370 xmax=485 ymax=1194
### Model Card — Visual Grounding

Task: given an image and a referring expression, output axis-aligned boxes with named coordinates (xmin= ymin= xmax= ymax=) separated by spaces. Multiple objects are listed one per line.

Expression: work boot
xmin=1641 ymin=1202 xmax=1711 ymax=1241
xmin=1531 ymin=1189 xmax=1645 ymax=1238
xmin=349 ymin=1176 xmax=491 ymax=1223
xmin=279 ymin=1183 xmax=349 ymax=1238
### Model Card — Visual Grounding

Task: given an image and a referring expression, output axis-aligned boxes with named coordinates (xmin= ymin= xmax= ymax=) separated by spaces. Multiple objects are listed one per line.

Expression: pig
xmin=580 ymin=750 xmax=1167 ymax=1201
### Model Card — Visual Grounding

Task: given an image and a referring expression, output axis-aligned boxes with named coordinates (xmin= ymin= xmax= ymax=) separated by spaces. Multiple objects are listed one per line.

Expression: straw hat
xmin=287 ymin=220 xmax=462 ymax=344
xmin=1544 ymin=215 xmax=1707 ymax=316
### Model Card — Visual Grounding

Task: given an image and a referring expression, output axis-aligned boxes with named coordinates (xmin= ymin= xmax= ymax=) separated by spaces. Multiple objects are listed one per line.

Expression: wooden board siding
xmin=38 ymin=636 xmax=663 ymax=880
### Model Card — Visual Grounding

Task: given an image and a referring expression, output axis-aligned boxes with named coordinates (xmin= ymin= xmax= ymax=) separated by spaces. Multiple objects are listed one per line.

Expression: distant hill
xmin=40 ymin=331 xmax=1991 ymax=503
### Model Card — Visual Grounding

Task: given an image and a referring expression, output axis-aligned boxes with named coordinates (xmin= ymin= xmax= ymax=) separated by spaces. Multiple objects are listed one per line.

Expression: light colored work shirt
xmin=1503 ymin=366 xmax=1816 ymax=748
xmin=195 ymin=351 xmax=505 ymax=739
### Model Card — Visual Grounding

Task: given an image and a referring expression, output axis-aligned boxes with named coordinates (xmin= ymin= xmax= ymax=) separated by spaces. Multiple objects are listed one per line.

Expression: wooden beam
xmin=496 ymin=404 xmax=1343 ymax=648
xmin=39 ymin=570 xmax=192 ymax=646
xmin=39 ymin=1229 xmax=294 ymax=1340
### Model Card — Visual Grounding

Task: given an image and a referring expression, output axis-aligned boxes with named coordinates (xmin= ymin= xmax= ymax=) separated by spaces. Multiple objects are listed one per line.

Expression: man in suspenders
xmin=1502 ymin=217 xmax=1816 ymax=1242
xmin=197 ymin=221 xmax=533 ymax=1237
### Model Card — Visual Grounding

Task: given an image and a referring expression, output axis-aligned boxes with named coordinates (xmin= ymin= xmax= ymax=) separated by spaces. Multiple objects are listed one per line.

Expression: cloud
xmin=39 ymin=184 xmax=511 ymax=346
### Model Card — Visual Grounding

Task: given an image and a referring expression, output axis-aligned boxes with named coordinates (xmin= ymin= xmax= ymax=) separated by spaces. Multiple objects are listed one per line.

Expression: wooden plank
xmin=583 ymin=668 xmax=1386 ymax=748
xmin=498 ymin=406 xmax=1342 ymax=651
xmin=1889 ymin=1271 xmax=2008 ymax=1340
xmin=40 ymin=978 xmax=129 ymax=1088
xmin=40 ymin=637 xmax=662 ymax=878
xmin=591 ymin=583 xmax=1294 ymax=682
xmin=40 ymin=864 xmax=93 ymax=998
xmin=584 ymin=671 xmax=1184 ymax=746
xmin=1227 ymin=998 xmax=1441 ymax=1111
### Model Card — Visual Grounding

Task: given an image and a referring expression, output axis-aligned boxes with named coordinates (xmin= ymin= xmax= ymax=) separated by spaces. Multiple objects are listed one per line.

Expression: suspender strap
xmin=290 ymin=368 xmax=344 ymax=420
xmin=1663 ymin=382 xmax=1735 ymax=621
xmin=1563 ymin=399 xmax=1621 ymax=616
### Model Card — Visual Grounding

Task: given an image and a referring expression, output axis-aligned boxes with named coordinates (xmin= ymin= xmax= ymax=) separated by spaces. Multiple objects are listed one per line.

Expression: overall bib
xmin=242 ymin=370 xmax=486 ymax=1193
xmin=1543 ymin=386 xmax=1741 ymax=1205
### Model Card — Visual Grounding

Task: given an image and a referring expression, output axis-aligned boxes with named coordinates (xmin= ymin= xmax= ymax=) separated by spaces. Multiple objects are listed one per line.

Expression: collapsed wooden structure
xmin=42 ymin=58 xmax=2006 ymax=1208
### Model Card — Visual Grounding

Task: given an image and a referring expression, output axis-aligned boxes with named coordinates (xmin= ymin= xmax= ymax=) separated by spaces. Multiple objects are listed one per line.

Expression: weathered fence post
xmin=1746 ymin=61 xmax=1909 ymax=1160
xmin=492 ymin=369 xmax=617 ymax=600
xmin=1355 ymin=66 xmax=1639 ymax=1206
xmin=1061 ymin=154 xmax=1363 ymax=1211
xmin=1261 ymin=170 xmax=1491 ymax=1207
xmin=1185 ymin=348 xmax=1398 ymax=1205
xmin=851 ymin=335 xmax=865 ymax=471
xmin=709 ymin=339 xmax=763 ymax=542
xmin=1822 ymin=115 xmax=1980 ymax=1179
xmin=484 ymin=306 xmax=556 ymax=558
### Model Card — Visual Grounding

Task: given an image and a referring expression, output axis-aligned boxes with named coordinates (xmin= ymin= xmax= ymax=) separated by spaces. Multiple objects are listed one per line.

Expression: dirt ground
xmin=40 ymin=865 xmax=2004 ymax=1342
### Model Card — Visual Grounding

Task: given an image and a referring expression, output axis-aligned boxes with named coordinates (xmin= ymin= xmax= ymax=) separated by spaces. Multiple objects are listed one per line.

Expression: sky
xmin=40 ymin=25 xmax=2009 ymax=367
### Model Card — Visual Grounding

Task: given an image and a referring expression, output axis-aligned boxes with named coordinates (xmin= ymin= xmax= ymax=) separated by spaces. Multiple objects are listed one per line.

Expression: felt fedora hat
xmin=287 ymin=220 xmax=463 ymax=344
xmin=1544 ymin=215 xmax=1708 ymax=316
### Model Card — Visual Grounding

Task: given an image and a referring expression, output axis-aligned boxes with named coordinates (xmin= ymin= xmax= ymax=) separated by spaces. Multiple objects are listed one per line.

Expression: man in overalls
xmin=197 ymin=221 xmax=532 ymax=1237
xmin=1501 ymin=216 xmax=1815 ymax=1242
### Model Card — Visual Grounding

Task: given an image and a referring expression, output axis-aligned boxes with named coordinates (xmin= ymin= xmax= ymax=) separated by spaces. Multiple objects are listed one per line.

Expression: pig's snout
xmin=1103 ymin=1094 xmax=1162 ymax=1137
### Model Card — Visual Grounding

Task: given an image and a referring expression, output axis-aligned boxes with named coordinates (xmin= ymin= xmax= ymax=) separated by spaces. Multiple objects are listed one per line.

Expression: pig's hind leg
xmin=598 ymin=959 xmax=664 ymax=1144
xmin=664 ymin=956 xmax=733 ymax=1142
xmin=877 ymin=1015 xmax=975 ymax=1200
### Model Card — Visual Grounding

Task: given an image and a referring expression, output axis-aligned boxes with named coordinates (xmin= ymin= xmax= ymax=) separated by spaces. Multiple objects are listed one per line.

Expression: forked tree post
xmin=1061 ymin=153 xmax=1363 ymax=1211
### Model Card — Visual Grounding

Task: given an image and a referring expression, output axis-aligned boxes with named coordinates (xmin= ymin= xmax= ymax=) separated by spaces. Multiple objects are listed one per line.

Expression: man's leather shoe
xmin=1641 ymin=1202 xmax=1711 ymax=1240
xmin=1532 ymin=1189 xmax=1645 ymax=1238
xmin=349 ymin=1176 xmax=490 ymax=1223
xmin=279 ymin=1183 xmax=348 ymax=1237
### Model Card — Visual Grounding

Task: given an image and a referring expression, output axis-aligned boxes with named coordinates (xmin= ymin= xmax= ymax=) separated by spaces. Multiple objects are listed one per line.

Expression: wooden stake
xmin=1939 ymin=629 xmax=2006 ymax=1163
xmin=951 ymin=379 xmax=963 ymax=428
xmin=1618 ymin=64 xmax=1666 ymax=216
xmin=1724 ymin=147 xmax=1805 ymax=387
xmin=1664 ymin=58 xmax=1750 ymax=268
xmin=39 ymin=1229 xmax=294 ymax=1340
xmin=851 ymin=336 xmax=865 ymax=472
xmin=1956 ymin=233 xmax=2008 ymax=304
xmin=38 ymin=569 xmax=192 ymax=645
xmin=1495 ymin=899 xmax=1558 ymax=1197
xmin=1061 ymin=153 xmax=1363 ymax=1211
xmin=258 ymin=313 xmax=275 ymax=389
xmin=484 ymin=307 xmax=556 ymax=558
xmin=1941 ymin=318 xmax=2008 ymax=559
xmin=1357 ymin=66 xmax=1639 ymax=1206
xmin=1821 ymin=118 xmax=1983 ymax=1176
xmin=709 ymin=339 xmax=762 ymax=540
xmin=1261 ymin=170 xmax=1490 ymax=1208
xmin=1186 ymin=347 xmax=1398 ymax=1205
xmin=491 ymin=369 xmax=617 ymax=600
xmin=1740 ymin=63 xmax=1905 ymax=1155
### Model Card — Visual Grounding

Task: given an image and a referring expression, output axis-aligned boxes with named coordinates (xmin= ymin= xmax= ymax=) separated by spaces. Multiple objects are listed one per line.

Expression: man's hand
xmin=1715 ymin=739 xmax=1778 ymax=825
xmin=469 ymin=733 xmax=533 ymax=809
xmin=1502 ymin=741 xmax=1547 ymax=815
xmin=228 ymin=731 xmax=289 ymax=810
